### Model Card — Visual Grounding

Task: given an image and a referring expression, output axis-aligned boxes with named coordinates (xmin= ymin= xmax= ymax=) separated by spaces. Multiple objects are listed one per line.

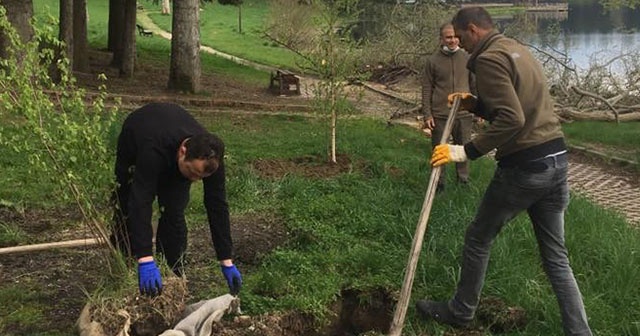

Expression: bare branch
xmin=516 ymin=38 xmax=577 ymax=73
xmin=570 ymin=85 xmax=621 ymax=123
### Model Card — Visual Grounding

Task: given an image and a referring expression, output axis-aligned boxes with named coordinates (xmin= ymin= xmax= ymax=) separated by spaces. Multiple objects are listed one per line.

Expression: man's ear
xmin=178 ymin=140 xmax=188 ymax=159
xmin=467 ymin=23 xmax=477 ymax=34
xmin=205 ymin=158 xmax=220 ymax=175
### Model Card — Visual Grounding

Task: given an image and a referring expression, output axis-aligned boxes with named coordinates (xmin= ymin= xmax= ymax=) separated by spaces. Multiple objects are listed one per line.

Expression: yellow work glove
xmin=431 ymin=144 xmax=467 ymax=167
xmin=447 ymin=92 xmax=477 ymax=111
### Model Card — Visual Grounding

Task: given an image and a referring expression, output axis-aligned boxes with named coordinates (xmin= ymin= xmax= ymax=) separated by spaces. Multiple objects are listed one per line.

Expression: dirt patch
xmin=0 ymin=247 xmax=106 ymax=334
xmin=253 ymin=154 xmax=366 ymax=179
xmin=0 ymin=206 xmax=87 ymax=247
xmin=0 ymin=210 xmax=290 ymax=335
xmin=214 ymin=310 xmax=319 ymax=336
xmin=76 ymin=49 xmax=312 ymax=111
xmin=325 ymin=288 xmax=395 ymax=335
xmin=212 ymin=287 xmax=396 ymax=336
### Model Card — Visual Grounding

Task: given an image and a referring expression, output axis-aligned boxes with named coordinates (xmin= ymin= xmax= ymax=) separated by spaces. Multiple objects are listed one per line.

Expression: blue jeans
xmin=449 ymin=154 xmax=592 ymax=336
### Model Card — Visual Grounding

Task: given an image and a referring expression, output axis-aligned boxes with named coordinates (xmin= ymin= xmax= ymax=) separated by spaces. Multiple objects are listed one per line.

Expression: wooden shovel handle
xmin=388 ymin=95 xmax=462 ymax=336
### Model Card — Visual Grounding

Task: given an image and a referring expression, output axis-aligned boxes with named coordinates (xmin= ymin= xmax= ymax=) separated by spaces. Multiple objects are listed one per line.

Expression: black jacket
xmin=116 ymin=103 xmax=232 ymax=260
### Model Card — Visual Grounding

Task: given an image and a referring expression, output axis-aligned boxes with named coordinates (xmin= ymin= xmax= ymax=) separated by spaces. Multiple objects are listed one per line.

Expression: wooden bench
xmin=269 ymin=70 xmax=301 ymax=96
xmin=136 ymin=24 xmax=153 ymax=37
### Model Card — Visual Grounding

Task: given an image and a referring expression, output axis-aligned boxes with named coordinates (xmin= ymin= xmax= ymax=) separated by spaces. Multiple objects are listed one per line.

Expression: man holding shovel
xmin=416 ymin=7 xmax=592 ymax=335
xmin=111 ymin=102 xmax=242 ymax=297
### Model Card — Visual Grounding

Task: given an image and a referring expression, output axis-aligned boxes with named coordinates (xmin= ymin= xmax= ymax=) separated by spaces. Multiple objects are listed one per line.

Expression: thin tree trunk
xmin=59 ymin=0 xmax=73 ymax=69
xmin=0 ymin=0 xmax=34 ymax=59
xmin=72 ymin=0 xmax=89 ymax=72
xmin=119 ymin=0 xmax=136 ymax=77
xmin=108 ymin=0 xmax=125 ymax=65
xmin=46 ymin=0 xmax=74 ymax=82
xmin=330 ymin=83 xmax=337 ymax=163
xmin=168 ymin=0 xmax=201 ymax=93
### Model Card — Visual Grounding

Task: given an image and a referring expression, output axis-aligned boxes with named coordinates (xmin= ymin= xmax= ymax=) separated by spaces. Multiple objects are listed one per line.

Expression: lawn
xmin=563 ymin=120 xmax=640 ymax=164
xmin=3 ymin=106 xmax=640 ymax=334
xmin=2 ymin=1 xmax=640 ymax=335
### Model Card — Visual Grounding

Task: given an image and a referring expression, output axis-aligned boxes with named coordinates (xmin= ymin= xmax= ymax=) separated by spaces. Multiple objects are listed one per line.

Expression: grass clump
xmin=563 ymin=120 xmax=640 ymax=163
xmin=0 ymin=222 xmax=27 ymax=247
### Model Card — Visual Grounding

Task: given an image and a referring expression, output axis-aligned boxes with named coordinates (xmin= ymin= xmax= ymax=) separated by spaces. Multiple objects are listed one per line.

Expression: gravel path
xmin=568 ymin=157 xmax=640 ymax=226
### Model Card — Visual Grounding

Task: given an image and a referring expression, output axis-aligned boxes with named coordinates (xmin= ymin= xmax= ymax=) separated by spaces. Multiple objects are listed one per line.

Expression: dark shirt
xmin=116 ymin=103 xmax=232 ymax=260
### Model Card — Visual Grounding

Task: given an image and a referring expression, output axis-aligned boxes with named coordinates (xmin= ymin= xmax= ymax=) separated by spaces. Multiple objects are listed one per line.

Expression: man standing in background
xmin=422 ymin=22 xmax=474 ymax=192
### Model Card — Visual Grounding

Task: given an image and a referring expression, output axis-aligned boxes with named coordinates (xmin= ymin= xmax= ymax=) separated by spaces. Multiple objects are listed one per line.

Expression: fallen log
xmin=556 ymin=107 xmax=640 ymax=122
xmin=570 ymin=86 xmax=620 ymax=123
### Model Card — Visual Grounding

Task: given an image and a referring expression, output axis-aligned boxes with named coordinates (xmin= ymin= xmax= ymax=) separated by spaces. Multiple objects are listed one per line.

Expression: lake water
xmin=498 ymin=4 xmax=640 ymax=72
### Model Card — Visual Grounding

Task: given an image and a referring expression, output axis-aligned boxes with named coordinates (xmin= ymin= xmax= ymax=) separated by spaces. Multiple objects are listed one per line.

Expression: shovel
xmin=388 ymin=95 xmax=462 ymax=336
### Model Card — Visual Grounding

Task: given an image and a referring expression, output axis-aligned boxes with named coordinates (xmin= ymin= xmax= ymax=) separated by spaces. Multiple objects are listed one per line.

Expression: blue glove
xmin=138 ymin=260 xmax=162 ymax=297
xmin=221 ymin=264 xmax=242 ymax=295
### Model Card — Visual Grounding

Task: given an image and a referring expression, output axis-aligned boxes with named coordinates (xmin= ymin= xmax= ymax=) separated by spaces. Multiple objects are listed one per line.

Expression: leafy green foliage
xmin=0 ymin=7 xmax=120 ymax=266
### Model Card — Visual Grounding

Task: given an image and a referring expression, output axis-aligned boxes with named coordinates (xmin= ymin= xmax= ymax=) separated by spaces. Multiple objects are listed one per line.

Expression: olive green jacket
xmin=465 ymin=31 xmax=564 ymax=161
xmin=422 ymin=47 xmax=472 ymax=120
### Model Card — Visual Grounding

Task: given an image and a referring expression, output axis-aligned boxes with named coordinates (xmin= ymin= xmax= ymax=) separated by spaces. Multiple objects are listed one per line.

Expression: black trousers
xmin=111 ymin=162 xmax=191 ymax=275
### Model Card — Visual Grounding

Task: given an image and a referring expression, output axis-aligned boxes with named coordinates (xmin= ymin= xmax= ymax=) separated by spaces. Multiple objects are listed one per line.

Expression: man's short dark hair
xmin=439 ymin=22 xmax=454 ymax=37
xmin=452 ymin=7 xmax=494 ymax=31
xmin=184 ymin=133 xmax=224 ymax=161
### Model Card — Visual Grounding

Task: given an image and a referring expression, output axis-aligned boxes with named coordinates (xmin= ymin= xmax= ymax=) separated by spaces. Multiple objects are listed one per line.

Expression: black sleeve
xmin=464 ymin=142 xmax=483 ymax=161
xmin=203 ymin=158 xmax=233 ymax=260
xmin=128 ymin=149 xmax=162 ymax=258
xmin=469 ymin=72 xmax=478 ymax=97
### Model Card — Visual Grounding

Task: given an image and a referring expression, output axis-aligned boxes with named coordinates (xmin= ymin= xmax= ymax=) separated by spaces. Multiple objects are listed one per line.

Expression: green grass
xmin=0 ymin=222 xmax=27 ymax=247
xmin=3 ymin=105 xmax=640 ymax=335
xmin=486 ymin=6 xmax=528 ymax=17
xmin=0 ymin=283 xmax=48 ymax=334
xmin=0 ymin=126 xmax=60 ymax=206
xmin=563 ymin=121 xmax=640 ymax=163
xmin=146 ymin=0 xmax=301 ymax=70
xmin=183 ymin=114 xmax=640 ymax=335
